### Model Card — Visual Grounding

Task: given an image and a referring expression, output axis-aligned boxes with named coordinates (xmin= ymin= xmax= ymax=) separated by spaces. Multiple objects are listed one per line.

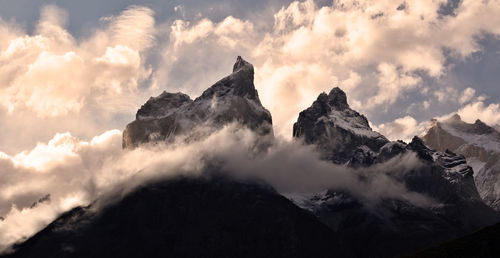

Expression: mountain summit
xmin=293 ymin=87 xmax=388 ymax=164
xmin=123 ymin=56 xmax=273 ymax=149
xmin=423 ymin=114 xmax=500 ymax=210
xmin=291 ymin=88 xmax=499 ymax=257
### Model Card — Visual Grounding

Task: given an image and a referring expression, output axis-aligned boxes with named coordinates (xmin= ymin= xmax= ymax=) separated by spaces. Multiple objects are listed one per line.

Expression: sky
xmin=0 ymin=0 xmax=499 ymax=153
xmin=0 ymin=0 xmax=499 ymax=251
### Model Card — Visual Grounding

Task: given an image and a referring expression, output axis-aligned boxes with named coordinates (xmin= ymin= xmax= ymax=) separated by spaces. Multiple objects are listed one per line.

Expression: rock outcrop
xmin=293 ymin=87 xmax=389 ymax=164
xmin=423 ymin=114 xmax=500 ymax=210
xmin=123 ymin=56 xmax=273 ymax=149
xmin=291 ymin=87 xmax=499 ymax=257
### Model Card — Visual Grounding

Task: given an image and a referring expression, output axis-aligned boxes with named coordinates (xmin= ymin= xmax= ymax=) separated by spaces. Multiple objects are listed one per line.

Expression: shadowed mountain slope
xmin=3 ymin=176 xmax=344 ymax=258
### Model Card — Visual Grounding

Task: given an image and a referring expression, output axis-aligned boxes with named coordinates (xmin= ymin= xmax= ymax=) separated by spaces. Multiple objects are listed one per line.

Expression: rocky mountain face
xmin=422 ymin=114 xmax=500 ymax=210
xmin=6 ymin=59 xmax=500 ymax=258
xmin=5 ymin=57 xmax=337 ymax=258
xmin=292 ymin=88 xmax=499 ymax=257
xmin=293 ymin=87 xmax=389 ymax=164
xmin=123 ymin=56 xmax=273 ymax=149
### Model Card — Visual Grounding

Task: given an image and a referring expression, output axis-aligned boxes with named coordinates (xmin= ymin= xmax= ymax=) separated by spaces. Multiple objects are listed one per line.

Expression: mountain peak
xmin=408 ymin=136 xmax=433 ymax=161
xmin=474 ymin=119 xmax=485 ymax=126
xmin=136 ymin=92 xmax=192 ymax=120
xmin=315 ymin=87 xmax=349 ymax=111
xmin=233 ymin=56 xmax=253 ymax=74
xmin=327 ymin=87 xmax=348 ymax=109
xmin=123 ymin=56 xmax=272 ymax=149
xmin=440 ymin=114 xmax=496 ymax=135
xmin=293 ymin=86 xmax=388 ymax=164
xmin=472 ymin=119 xmax=495 ymax=134
xmin=446 ymin=114 xmax=463 ymax=123
xmin=409 ymin=136 xmax=427 ymax=148
xmin=197 ymin=56 xmax=260 ymax=103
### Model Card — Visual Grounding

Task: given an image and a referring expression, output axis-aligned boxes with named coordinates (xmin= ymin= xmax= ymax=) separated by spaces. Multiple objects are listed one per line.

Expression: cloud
xmin=108 ymin=6 xmax=155 ymax=50
xmin=459 ymin=87 xmax=476 ymax=105
xmin=0 ymin=5 xmax=154 ymax=117
xmin=457 ymin=101 xmax=500 ymax=126
xmin=247 ymin=0 xmax=500 ymax=137
xmin=423 ymin=100 xmax=430 ymax=110
xmin=0 ymin=130 xmax=121 ymax=251
xmin=374 ymin=115 xmax=430 ymax=142
xmin=368 ymin=63 xmax=421 ymax=108
xmin=434 ymin=86 xmax=459 ymax=103
xmin=152 ymin=15 xmax=258 ymax=97
xmin=433 ymin=86 xmax=476 ymax=105
xmin=0 ymin=5 xmax=158 ymax=153
xmin=0 ymin=124 xmax=434 ymax=253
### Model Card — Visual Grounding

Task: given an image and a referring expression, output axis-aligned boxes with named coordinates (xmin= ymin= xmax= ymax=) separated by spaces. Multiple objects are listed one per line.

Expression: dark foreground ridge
xmin=407 ymin=222 xmax=500 ymax=258
xmin=3 ymin=176 xmax=342 ymax=258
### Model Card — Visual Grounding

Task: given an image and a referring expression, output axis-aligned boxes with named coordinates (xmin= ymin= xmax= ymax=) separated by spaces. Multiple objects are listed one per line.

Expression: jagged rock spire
xmin=407 ymin=136 xmax=434 ymax=161
xmin=293 ymin=86 xmax=388 ymax=164
xmin=233 ymin=56 xmax=253 ymax=73
xmin=327 ymin=87 xmax=349 ymax=110
xmin=123 ymin=56 xmax=273 ymax=149
xmin=446 ymin=114 xmax=463 ymax=123
xmin=314 ymin=87 xmax=350 ymax=113
xmin=199 ymin=56 xmax=259 ymax=101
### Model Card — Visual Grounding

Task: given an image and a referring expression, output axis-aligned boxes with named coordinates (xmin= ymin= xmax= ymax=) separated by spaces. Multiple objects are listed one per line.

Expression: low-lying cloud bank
xmin=0 ymin=125 xmax=433 ymax=253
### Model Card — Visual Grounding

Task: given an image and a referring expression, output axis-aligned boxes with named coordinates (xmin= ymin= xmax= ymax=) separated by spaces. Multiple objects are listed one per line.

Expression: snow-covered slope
xmin=423 ymin=114 xmax=500 ymax=210
xmin=123 ymin=56 xmax=273 ymax=149
xmin=293 ymin=87 xmax=389 ymax=164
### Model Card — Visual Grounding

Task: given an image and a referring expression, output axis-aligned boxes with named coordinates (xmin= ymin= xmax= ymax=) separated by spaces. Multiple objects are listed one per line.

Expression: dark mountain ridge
xmin=3 ymin=176 xmax=342 ymax=258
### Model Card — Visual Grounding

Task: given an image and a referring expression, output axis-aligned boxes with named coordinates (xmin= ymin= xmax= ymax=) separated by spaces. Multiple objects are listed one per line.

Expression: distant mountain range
xmin=3 ymin=57 xmax=500 ymax=258
xmin=423 ymin=114 xmax=500 ymax=211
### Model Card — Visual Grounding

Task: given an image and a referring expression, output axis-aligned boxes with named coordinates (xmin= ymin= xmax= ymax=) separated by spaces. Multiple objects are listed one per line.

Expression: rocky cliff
xmin=423 ymin=114 xmax=500 ymax=210
xmin=123 ymin=56 xmax=273 ymax=149
xmin=292 ymin=87 xmax=499 ymax=257
xmin=293 ymin=87 xmax=389 ymax=164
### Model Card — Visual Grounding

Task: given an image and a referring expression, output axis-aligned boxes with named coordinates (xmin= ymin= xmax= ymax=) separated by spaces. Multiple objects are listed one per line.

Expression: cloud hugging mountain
xmin=3 ymin=57 xmax=500 ymax=258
